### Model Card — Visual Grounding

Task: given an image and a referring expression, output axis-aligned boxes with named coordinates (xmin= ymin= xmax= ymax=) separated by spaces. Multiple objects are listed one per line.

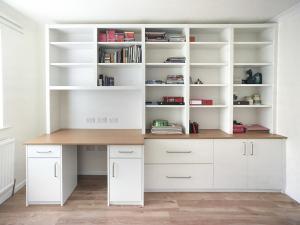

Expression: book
xmin=106 ymin=29 xmax=116 ymax=42
xmin=98 ymin=45 xmax=142 ymax=63
xmin=98 ymin=32 xmax=107 ymax=42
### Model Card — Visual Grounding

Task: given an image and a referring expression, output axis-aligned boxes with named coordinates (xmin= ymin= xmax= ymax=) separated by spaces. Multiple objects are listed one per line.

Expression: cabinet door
xmin=214 ymin=140 xmax=247 ymax=189
xmin=109 ymin=158 xmax=142 ymax=203
xmin=247 ymin=140 xmax=283 ymax=190
xmin=27 ymin=158 xmax=61 ymax=202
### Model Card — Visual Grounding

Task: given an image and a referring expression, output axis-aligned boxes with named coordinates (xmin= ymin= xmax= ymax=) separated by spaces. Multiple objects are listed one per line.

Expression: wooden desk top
xmin=144 ymin=129 xmax=287 ymax=139
xmin=25 ymin=129 xmax=144 ymax=145
xmin=25 ymin=129 xmax=286 ymax=145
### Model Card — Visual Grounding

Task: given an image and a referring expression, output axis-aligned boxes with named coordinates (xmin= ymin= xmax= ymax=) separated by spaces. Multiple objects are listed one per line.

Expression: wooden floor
xmin=0 ymin=176 xmax=299 ymax=225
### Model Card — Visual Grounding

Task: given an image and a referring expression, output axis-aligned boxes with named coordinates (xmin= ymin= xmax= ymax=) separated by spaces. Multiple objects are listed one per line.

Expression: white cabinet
xmin=214 ymin=139 xmax=284 ymax=191
xmin=27 ymin=157 xmax=61 ymax=203
xmin=214 ymin=140 xmax=248 ymax=189
xmin=247 ymin=140 xmax=283 ymax=190
xmin=108 ymin=145 xmax=144 ymax=206
xmin=144 ymin=139 xmax=214 ymax=191
xmin=26 ymin=145 xmax=77 ymax=206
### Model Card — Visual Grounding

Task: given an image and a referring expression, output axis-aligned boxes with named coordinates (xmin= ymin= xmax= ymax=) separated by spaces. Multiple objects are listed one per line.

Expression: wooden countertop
xmin=144 ymin=129 xmax=287 ymax=139
xmin=25 ymin=129 xmax=286 ymax=145
xmin=25 ymin=129 xmax=144 ymax=145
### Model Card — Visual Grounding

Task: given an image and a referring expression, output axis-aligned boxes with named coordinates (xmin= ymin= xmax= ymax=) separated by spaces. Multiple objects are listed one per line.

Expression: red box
xmin=163 ymin=96 xmax=184 ymax=103
xmin=233 ymin=124 xmax=246 ymax=133
xmin=124 ymin=31 xmax=135 ymax=41
xmin=201 ymin=99 xmax=213 ymax=105
xmin=106 ymin=29 xmax=116 ymax=42
xmin=98 ymin=32 xmax=107 ymax=42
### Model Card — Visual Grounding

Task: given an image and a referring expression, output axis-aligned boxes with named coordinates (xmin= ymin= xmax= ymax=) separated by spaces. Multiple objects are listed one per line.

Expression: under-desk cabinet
xmin=144 ymin=139 xmax=285 ymax=192
xmin=108 ymin=145 xmax=144 ymax=206
xmin=26 ymin=145 xmax=77 ymax=206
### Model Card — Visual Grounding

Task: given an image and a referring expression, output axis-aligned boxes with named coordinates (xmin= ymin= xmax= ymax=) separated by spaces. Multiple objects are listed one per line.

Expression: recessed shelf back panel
xmin=50 ymin=46 xmax=95 ymax=63
xmin=234 ymin=66 xmax=273 ymax=85
xmin=146 ymin=67 xmax=185 ymax=81
xmin=190 ymin=28 xmax=230 ymax=42
xmin=234 ymin=28 xmax=274 ymax=42
xmin=49 ymin=27 xmax=95 ymax=42
xmin=190 ymin=67 xmax=228 ymax=84
xmin=190 ymin=45 xmax=228 ymax=63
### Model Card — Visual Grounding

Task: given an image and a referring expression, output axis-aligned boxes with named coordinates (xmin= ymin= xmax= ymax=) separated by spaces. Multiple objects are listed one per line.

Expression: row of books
xmin=98 ymin=46 xmax=142 ymax=63
xmin=98 ymin=30 xmax=135 ymax=42
xmin=97 ymin=74 xmax=114 ymax=86
xmin=145 ymin=31 xmax=185 ymax=42
xmin=166 ymin=75 xmax=184 ymax=84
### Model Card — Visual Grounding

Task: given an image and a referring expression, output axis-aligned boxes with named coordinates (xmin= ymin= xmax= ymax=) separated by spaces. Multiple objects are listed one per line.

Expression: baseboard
xmin=0 ymin=179 xmax=25 ymax=205
xmin=78 ymin=170 xmax=107 ymax=175
xmin=15 ymin=179 xmax=26 ymax=193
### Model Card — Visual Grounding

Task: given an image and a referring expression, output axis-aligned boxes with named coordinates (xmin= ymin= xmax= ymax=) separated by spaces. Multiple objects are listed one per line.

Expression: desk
xmin=25 ymin=129 xmax=144 ymax=206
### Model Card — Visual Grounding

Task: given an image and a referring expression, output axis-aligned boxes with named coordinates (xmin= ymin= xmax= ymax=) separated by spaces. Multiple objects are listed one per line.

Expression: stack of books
xmin=145 ymin=80 xmax=164 ymax=84
xmin=164 ymin=57 xmax=186 ymax=63
xmin=98 ymin=45 xmax=142 ymax=63
xmin=190 ymin=99 xmax=213 ymax=105
xmin=167 ymin=33 xmax=185 ymax=42
xmin=98 ymin=30 xmax=135 ymax=42
xmin=166 ymin=75 xmax=184 ymax=84
xmin=145 ymin=31 xmax=167 ymax=42
xmin=151 ymin=124 xmax=183 ymax=134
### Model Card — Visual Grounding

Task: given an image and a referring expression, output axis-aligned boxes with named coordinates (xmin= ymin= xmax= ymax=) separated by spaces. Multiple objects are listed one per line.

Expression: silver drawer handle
xmin=166 ymin=176 xmax=192 ymax=179
xmin=54 ymin=162 xmax=58 ymax=178
xmin=37 ymin=150 xmax=52 ymax=153
xmin=118 ymin=151 xmax=134 ymax=153
xmin=166 ymin=151 xmax=192 ymax=154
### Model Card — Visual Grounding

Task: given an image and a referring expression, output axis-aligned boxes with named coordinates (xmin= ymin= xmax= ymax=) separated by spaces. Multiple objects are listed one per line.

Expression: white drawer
xmin=145 ymin=164 xmax=213 ymax=190
xmin=109 ymin=145 xmax=143 ymax=158
xmin=27 ymin=145 xmax=61 ymax=158
xmin=145 ymin=139 xmax=213 ymax=163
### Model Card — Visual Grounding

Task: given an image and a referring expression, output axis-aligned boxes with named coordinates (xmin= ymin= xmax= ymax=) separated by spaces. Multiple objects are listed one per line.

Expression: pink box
xmin=233 ymin=124 xmax=246 ymax=133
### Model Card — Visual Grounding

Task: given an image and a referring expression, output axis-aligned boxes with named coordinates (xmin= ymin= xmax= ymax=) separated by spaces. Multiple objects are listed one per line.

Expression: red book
xmin=106 ymin=29 xmax=116 ymax=42
xmin=115 ymin=32 xmax=124 ymax=42
xmin=98 ymin=32 xmax=106 ymax=42
xmin=201 ymin=99 xmax=213 ymax=105
xmin=124 ymin=31 xmax=135 ymax=41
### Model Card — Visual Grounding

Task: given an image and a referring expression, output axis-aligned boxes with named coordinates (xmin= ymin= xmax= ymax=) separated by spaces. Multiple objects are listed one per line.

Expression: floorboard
xmin=0 ymin=176 xmax=299 ymax=225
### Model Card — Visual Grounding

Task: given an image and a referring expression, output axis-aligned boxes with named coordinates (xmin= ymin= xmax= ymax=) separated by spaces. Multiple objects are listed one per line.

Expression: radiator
xmin=0 ymin=138 xmax=15 ymax=203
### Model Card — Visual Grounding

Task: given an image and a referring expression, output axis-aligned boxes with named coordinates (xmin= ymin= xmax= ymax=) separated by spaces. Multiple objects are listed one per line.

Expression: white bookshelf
xmin=46 ymin=24 xmax=277 ymax=135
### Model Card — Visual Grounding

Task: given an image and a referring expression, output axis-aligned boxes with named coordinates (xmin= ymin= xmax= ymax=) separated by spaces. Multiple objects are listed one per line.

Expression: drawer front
xmin=109 ymin=145 xmax=143 ymax=158
xmin=145 ymin=164 xmax=213 ymax=190
xmin=145 ymin=139 xmax=213 ymax=163
xmin=27 ymin=145 xmax=61 ymax=158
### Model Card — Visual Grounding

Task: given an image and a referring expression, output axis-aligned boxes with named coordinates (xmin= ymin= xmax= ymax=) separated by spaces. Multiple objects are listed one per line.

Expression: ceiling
xmin=2 ymin=0 xmax=300 ymax=24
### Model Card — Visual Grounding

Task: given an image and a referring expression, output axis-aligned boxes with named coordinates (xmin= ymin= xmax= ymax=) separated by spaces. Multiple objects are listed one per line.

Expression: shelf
xmin=146 ymin=42 xmax=185 ymax=49
xmin=234 ymin=63 xmax=272 ymax=67
xmin=234 ymin=41 xmax=273 ymax=46
xmin=49 ymin=86 xmax=141 ymax=91
xmin=190 ymin=42 xmax=228 ymax=48
xmin=145 ymin=84 xmax=185 ymax=87
xmin=190 ymin=84 xmax=227 ymax=87
xmin=98 ymin=63 xmax=142 ymax=67
xmin=98 ymin=42 xmax=142 ymax=48
xmin=233 ymin=84 xmax=272 ymax=87
xmin=50 ymin=63 xmax=95 ymax=67
xmin=146 ymin=63 xmax=186 ymax=68
xmin=190 ymin=105 xmax=228 ymax=108
xmin=145 ymin=105 xmax=185 ymax=108
xmin=50 ymin=42 xmax=95 ymax=49
xmin=233 ymin=105 xmax=272 ymax=108
xmin=190 ymin=63 xmax=227 ymax=68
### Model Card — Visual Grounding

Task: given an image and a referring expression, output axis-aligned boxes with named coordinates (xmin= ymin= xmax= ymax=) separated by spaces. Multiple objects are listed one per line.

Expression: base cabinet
xmin=27 ymin=157 xmax=61 ymax=203
xmin=214 ymin=139 xmax=284 ymax=191
xmin=108 ymin=145 xmax=144 ymax=206
xmin=26 ymin=145 xmax=77 ymax=206
xmin=145 ymin=139 xmax=285 ymax=192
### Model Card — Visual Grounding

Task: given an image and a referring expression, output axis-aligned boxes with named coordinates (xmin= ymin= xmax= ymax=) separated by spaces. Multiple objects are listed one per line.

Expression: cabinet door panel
xmin=109 ymin=158 xmax=142 ymax=203
xmin=27 ymin=158 xmax=61 ymax=202
xmin=247 ymin=140 xmax=283 ymax=190
xmin=214 ymin=140 xmax=247 ymax=189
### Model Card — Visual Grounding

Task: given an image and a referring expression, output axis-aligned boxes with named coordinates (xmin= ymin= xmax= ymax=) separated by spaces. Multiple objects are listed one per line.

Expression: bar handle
xmin=112 ymin=162 xmax=115 ymax=178
xmin=243 ymin=142 xmax=247 ymax=155
xmin=37 ymin=150 xmax=52 ymax=153
xmin=166 ymin=151 xmax=192 ymax=154
xmin=166 ymin=176 xmax=192 ymax=179
xmin=118 ymin=151 xmax=134 ymax=154
xmin=54 ymin=162 xmax=58 ymax=178
xmin=250 ymin=142 xmax=254 ymax=156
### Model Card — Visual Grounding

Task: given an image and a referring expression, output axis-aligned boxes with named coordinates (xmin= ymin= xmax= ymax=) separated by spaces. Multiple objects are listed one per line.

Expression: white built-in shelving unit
xmin=46 ymin=24 xmax=277 ymax=135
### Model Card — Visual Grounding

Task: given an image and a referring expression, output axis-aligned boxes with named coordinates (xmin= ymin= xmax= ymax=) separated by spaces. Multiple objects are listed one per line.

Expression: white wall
xmin=276 ymin=3 xmax=300 ymax=203
xmin=0 ymin=1 xmax=44 ymax=194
